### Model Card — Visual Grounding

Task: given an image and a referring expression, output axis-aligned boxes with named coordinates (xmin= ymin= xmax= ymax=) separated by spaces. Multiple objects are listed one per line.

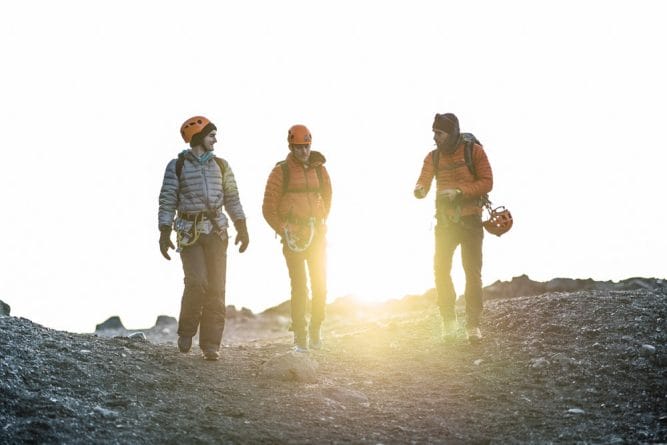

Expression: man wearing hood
xmin=414 ymin=113 xmax=493 ymax=344
xmin=158 ymin=116 xmax=249 ymax=361
xmin=262 ymin=124 xmax=332 ymax=353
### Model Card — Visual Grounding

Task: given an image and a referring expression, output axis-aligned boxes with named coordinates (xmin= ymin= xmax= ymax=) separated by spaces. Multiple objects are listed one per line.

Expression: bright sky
xmin=1 ymin=1 xmax=665 ymax=333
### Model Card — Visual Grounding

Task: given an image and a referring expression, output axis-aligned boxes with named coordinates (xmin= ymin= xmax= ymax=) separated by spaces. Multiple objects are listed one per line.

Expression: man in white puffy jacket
xmin=158 ymin=116 xmax=249 ymax=361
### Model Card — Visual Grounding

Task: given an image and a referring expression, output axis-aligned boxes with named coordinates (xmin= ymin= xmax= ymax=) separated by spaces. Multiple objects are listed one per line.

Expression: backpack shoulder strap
xmin=278 ymin=161 xmax=290 ymax=194
xmin=177 ymin=154 xmax=226 ymax=179
xmin=175 ymin=152 xmax=186 ymax=178
xmin=464 ymin=141 xmax=476 ymax=179
xmin=213 ymin=156 xmax=226 ymax=176
xmin=460 ymin=133 xmax=479 ymax=179
xmin=315 ymin=165 xmax=323 ymax=192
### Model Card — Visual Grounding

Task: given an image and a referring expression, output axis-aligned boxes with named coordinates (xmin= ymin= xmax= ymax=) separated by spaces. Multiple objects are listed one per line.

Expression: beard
xmin=437 ymin=130 xmax=460 ymax=154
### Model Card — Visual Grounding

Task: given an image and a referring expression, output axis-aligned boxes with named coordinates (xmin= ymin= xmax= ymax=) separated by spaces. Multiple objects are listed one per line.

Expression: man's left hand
xmin=438 ymin=188 xmax=461 ymax=201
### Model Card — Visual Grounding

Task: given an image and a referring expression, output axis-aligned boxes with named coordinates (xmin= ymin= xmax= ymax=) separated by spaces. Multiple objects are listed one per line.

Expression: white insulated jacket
xmin=158 ymin=150 xmax=246 ymax=240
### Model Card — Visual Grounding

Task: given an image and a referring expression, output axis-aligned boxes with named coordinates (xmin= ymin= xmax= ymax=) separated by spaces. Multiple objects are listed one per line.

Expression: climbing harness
xmin=173 ymin=154 xmax=228 ymax=249
xmin=283 ymin=217 xmax=316 ymax=252
xmin=275 ymin=156 xmax=325 ymax=252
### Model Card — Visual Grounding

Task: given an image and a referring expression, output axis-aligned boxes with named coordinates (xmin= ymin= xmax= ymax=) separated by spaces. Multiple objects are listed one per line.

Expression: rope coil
xmin=283 ymin=217 xmax=316 ymax=252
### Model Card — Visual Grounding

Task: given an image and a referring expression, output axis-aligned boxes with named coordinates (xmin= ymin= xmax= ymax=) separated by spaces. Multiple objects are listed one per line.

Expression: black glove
xmin=234 ymin=219 xmax=249 ymax=253
xmin=159 ymin=226 xmax=175 ymax=260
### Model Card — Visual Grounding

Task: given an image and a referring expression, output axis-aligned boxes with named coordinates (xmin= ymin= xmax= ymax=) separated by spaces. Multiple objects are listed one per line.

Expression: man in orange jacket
xmin=262 ymin=124 xmax=332 ymax=352
xmin=414 ymin=113 xmax=493 ymax=344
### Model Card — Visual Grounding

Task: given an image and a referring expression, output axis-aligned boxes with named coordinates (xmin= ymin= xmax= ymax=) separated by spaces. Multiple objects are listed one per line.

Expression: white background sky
xmin=1 ymin=1 xmax=665 ymax=333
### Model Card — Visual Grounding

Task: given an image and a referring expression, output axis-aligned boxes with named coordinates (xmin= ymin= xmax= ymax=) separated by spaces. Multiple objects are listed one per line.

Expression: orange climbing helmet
xmin=180 ymin=116 xmax=212 ymax=143
xmin=483 ymin=205 xmax=513 ymax=236
xmin=287 ymin=124 xmax=312 ymax=145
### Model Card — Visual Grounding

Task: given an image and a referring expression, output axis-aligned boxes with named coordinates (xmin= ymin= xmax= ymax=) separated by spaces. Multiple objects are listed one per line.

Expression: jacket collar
xmin=287 ymin=150 xmax=326 ymax=167
xmin=181 ymin=149 xmax=215 ymax=164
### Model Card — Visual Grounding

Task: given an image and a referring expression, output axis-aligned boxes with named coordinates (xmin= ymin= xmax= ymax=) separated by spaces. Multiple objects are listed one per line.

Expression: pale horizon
xmin=1 ymin=1 xmax=665 ymax=333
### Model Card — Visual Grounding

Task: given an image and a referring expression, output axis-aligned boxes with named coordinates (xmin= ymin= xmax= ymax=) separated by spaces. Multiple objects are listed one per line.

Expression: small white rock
xmin=93 ymin=406 xmax=118 ymax=418
xmin=640 ymin=344 xmax=656 ymax=356
xmin=129 ymin=332 xmax=147 ymax=341
xmin=530 ymin=357 xmax=549 ymax=369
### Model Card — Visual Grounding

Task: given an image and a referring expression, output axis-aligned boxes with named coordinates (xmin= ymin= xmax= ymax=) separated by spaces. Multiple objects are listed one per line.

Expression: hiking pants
xmin=434 ymin=216 xmax=484 ymax=327
xmin=178 ymin=231 xmax=228 ymax=350
xmin=283 ymin=232 xmax=327 ymax=339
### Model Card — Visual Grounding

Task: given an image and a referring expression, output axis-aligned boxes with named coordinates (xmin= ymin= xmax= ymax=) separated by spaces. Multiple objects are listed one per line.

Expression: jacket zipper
xmin=202 ymin=162 xmax=211 ymax=210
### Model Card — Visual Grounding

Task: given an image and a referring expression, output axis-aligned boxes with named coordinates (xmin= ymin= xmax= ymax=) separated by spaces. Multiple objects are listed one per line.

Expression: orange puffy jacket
xmin=415 ymin=141 xmax=493 ymax=217
xmin=262 ymin=151 xmax=332 ymax=235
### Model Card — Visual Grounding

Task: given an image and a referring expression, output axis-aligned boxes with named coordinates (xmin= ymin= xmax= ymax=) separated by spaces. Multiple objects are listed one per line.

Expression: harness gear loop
xmin=284 ymin=217 xmax=316 ymax=252
xmin=177 ymin=212 xmax=203 ymax=248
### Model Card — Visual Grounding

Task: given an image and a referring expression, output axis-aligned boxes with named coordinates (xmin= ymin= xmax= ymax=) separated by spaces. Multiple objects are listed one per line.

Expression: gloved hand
xmin=437 ymin=188 xmax=462 ymax=201
xmin=159 ymin=226 xmax=175 ymax=260
xmin=413 ymin=186 xmax=426 ymax=199
xmin=234 ymin=219 xmax=249 ymax=253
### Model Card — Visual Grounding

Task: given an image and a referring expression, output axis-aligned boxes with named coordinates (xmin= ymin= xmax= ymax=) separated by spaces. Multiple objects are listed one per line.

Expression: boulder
xmin=95 ymin=316 xmax=125 ymax=332
xmin=0 ymin=299 xmax=10 ymax=316
xmin=154 ymin=315 xmax=177 ymax=328
xmin=259 ymin=351 xmax=318 ymax=383
xmin=240 ymin=307 xmax=255 ymax=318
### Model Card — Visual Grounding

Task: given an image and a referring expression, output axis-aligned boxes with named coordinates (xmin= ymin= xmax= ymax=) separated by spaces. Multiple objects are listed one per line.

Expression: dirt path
xmin=1 ymin=290 xmax=665 ymax=443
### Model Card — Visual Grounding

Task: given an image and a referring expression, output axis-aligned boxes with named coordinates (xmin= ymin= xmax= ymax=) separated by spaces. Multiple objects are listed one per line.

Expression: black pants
xmin=178 ymin=232 xmax=228 ymax=350
xmin=434 ymin=216 xmax=484 ymax=327
xmin=283 ymin=232 xmax=327 ymax=339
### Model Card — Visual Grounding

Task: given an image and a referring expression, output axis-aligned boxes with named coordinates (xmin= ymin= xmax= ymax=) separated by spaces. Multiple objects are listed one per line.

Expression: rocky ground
xmin=1 ymin=276 xmax=666 ymax=444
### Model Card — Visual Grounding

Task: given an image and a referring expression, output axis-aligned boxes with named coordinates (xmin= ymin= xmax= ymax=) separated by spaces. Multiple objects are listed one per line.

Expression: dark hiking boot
xmin=177 ymin=336 xmax=192 ymax=353
xmin=466 ymin=326 xmax=483 ymax=345
xmin=202 ymin=347 xmax=220 ymax=361
xmin=309 ymin=326 xmax=322 ymax=350
xmin=441 ymin=318 xmax=458 ymax=343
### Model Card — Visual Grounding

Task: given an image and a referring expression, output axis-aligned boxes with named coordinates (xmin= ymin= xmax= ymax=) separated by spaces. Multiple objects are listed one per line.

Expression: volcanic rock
xmin=0 ymin=299 xmax=9 ymax=316
xmin=259 ymin=351 xmax=318 ymax=383
xmin=95 ymin=316 xmax=125 ymax=332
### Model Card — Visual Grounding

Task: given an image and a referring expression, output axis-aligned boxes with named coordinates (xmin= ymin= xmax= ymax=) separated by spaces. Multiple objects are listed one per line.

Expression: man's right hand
xmin=414 ymin=186 xmax=426 ymax=199
xmin=159 ymin=227 xmax=175 ymax=260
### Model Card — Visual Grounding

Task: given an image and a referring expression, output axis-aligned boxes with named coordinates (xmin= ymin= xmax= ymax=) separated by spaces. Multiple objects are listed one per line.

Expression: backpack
xmin=175 ymin=153 xmax=226 ymax=178
xmin=277 ymin=160 xmax=324 ymax=194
